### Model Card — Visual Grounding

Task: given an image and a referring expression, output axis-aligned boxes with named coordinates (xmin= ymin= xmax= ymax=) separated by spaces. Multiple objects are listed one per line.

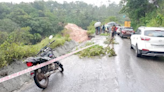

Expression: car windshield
xmin=144 ymin=30 xmax=164 ymax=37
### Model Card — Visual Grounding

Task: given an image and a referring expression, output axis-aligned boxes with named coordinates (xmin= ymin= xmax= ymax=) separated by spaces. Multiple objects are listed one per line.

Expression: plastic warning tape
xmin=0 ymin=44 xmax=96 ymax=83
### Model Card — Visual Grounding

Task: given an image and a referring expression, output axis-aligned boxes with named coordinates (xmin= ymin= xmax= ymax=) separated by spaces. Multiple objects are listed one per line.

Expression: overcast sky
xmin=0 ymin=0 xmax=121 ymax=6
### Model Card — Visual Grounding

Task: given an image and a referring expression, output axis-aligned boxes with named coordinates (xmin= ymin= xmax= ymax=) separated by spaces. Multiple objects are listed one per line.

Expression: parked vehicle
xmin=116 ymin=26 xmax=123 ymax=35
xmin=130 ymin=27 xmax=164 ymax=57
xmin=120 ymin=27 xmax=135 ymax=38
xmin=25 ymin=35 xmax=64 ymax=89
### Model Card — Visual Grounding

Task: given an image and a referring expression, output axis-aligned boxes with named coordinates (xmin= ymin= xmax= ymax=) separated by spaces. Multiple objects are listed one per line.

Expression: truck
xmin=124 ymin=21 xmax=131 ymax=27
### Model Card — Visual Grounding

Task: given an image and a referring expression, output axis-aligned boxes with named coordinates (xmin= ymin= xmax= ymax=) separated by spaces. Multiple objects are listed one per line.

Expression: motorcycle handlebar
xmin=36 ymin=39 xmax=55 ymax=55
xmin=49 ymin=40 xmax=56 ymax=45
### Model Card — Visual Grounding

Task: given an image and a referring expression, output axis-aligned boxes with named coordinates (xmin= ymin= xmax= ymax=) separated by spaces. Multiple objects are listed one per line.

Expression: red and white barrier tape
xmin=0 ymin=44 xmax=96 ymax=83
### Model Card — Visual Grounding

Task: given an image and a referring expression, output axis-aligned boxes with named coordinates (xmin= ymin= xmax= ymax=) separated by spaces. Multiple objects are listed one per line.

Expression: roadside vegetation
xmin=76 ymin=42 xmax=116 ymax=58
xmin=100 ymin=33 xmax=110 ymax=36
xmin=120 ymin=0 xmax=164 ymax=30
xmin=0 ymin=34 xmax=70 ymax=68
xmin=87 ymin=21 xmax=97 ymax=36
xmin=0 ymin=1 xmax=124 ymax=68
xmin=104 ymin=37 xmax=119 ymax=44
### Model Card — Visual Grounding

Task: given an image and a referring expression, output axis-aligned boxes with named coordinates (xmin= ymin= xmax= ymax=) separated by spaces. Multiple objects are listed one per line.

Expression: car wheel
xmin=130 ymin=40 xmax=133 ymax=49
xmin=135 ymin=45 xmax=142 ymax=57
xmin=131 ymin=45 xmax=133 ymax=49
xmin=121 ymin=34 xmax=123 ymax=38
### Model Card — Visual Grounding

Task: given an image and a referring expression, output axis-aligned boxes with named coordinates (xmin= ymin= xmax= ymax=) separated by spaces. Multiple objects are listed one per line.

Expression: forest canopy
xmin=0 ymin=1 xmax=124 ymax=67
xmin=0 ymin=1 xmax=123 ymax=45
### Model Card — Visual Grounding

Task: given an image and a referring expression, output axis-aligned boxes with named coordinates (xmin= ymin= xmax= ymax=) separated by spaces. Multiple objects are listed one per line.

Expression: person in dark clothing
xmin=98 ymin=26 xmax=100 ymax=34
xmin=96 ymin=27 xmax=99 ymax=35
xmin=95 ymin=26 xmax=101 ymax=35
xmin=102 ymin=25 xmax=105 ymax=33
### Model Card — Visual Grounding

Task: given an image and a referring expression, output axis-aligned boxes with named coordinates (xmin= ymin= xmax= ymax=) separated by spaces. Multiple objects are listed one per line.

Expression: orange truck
xmin=124 ymin=21 xmax=131 ymax=27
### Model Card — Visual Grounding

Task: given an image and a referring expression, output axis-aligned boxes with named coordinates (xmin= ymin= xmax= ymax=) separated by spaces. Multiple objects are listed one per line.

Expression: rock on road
xmin=15 ymin=35 xmax=164 ymax=92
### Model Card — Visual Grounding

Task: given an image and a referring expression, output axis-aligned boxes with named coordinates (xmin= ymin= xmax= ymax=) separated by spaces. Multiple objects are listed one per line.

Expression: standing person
xmin=107 ymin=27 xmax=109 ymax=33
xmin=112 ymin=25 xmax=117 ymax=37
xmin=102 ymin=25 xmax=105 ymax=33
xmin=94 ymin=22 xmax=101 ymax=35
xmin=98 ymin=26 xmax=101 ymax=35
xmin=105 ymin=24 xmax=117 ymax=56
xmin=95 ymin=26 xmax=100 ymax=35
xmin=95 ymin=27 xmax=99 ymax=35
xmin=114 ymin=25 xmax=117 ymax=36
xmin=108 ymin=25 xmax=116 ymax=49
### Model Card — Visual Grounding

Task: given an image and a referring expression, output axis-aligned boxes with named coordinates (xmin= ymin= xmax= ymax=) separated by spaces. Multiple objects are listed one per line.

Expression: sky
xmin=0 ymin=0 xmax=121 ymax=6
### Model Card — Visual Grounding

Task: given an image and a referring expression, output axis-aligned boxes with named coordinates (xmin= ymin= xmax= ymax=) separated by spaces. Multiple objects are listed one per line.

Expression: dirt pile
xmin=65 ymin=23 xmax=89 ymax=43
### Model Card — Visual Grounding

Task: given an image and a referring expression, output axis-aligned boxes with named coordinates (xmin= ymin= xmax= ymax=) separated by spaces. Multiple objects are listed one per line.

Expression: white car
xmin=116 ymin=26 xmax=121 ymax=35
xmin=116 ymin=26 xmax=123 ymax=35
xmin=130 ymin=27 xmax=164 ymax=57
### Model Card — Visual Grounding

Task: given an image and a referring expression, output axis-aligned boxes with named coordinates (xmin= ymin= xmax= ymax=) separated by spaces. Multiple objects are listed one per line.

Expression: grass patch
xmin=0 ymin=34 xmax=71 ymax=68
xmin=100 ymin=33 xmax=110 ymax=36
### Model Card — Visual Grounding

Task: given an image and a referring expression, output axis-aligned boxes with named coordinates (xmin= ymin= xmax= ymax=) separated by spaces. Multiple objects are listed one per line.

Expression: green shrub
xmin=76 ymin=42 xmax=116 ymax=58
xmin=0 ymin=42 xmax=38 ymax=66
xmin=77 ymin=45 xmax=105 ymax=58
xmin=0 ymin=34 xmax=71 ymax=68
xmin=108 ymin=49 xmax=117 ymax=57
xmin=87 ymin=21 xmax=96 ymax=35
xmin=0 ymin=51 xmax=7 ymax=68
xmin=55 ymin=34 xmax=62 ymax=38
xmin=50 ymin=38 xmax=65 ymax=48
xmin=85 ymin=42 xmax=94 ymax=46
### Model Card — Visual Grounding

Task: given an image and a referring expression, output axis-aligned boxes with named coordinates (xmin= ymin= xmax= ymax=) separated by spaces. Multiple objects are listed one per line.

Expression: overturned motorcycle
xmin=25 ymin=35 xmax=64 ymax=89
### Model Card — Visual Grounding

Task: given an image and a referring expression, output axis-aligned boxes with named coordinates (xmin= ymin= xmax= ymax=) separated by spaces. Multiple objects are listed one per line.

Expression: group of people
xmin=95 ymin=25 xmax=109 ymax=35
xmin=95 ymin=24 xmax=117 ymax=50
xmin=95 ymin=25 xmax=118 ymax=35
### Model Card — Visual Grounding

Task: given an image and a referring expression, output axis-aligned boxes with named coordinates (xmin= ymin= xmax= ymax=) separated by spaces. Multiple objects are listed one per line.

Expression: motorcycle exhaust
xmin=44 ymin=70 xmax=58 ymax=77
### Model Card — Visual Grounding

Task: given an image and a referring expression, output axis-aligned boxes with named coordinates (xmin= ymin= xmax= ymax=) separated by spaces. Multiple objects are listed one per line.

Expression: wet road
xmin=15 ymin=36 xmax=164 ymax=92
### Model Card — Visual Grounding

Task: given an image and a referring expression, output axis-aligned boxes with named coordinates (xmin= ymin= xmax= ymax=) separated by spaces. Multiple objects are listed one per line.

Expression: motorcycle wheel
xmin=34 ymin=70 xmax=49 ymax=89
xmin=54 ymin=61 xmax=64 ymax=73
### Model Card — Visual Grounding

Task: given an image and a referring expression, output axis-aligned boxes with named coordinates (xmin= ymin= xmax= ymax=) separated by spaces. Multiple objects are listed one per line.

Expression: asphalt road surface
xmin=15 ymin=35 xmax=164 ymax=92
